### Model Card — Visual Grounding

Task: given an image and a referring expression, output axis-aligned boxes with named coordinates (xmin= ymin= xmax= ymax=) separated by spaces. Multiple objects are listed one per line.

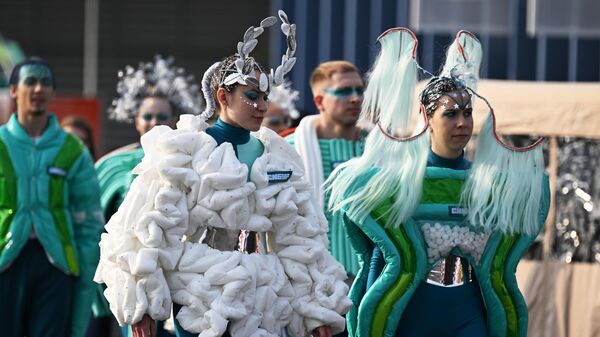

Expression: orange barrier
xmin=50 ymin=96 xmax=102 ymax=155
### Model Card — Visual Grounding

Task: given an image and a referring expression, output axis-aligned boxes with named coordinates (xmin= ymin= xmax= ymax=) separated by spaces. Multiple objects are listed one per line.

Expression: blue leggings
xmin=395 ymin=281 xmax=488 ymax=337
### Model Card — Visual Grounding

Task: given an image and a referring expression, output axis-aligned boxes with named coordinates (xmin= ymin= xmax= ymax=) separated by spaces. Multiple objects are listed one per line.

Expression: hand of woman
xmin=132 ymin=314 xmax=156 ymax=337
xmin=312 ymin=326 xmax=332 ymax=337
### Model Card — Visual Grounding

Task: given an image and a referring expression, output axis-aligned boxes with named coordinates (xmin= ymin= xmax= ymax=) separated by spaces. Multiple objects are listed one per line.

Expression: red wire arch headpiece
xmin=375 ymin=27 xmax=429 ymax=142
xmin=468 ymin=89 xmax=544 ymax=152
xmin=455 ymin=30 xmax=543 ymax=151
xmin=455 ymin=30 xmax=480 ymax=63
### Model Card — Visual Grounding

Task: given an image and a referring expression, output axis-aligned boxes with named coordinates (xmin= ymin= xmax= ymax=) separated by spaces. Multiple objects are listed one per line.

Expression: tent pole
xmin=543 ymin=136 xmax=558 ymax=260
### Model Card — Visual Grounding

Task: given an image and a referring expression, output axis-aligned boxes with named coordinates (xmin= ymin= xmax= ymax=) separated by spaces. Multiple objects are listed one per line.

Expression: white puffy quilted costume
xmin=94 ymin=114 xmax=351 ymax=337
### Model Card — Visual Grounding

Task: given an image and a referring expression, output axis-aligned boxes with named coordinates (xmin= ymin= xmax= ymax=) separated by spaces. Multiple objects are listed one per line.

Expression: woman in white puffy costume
xmin=94 ymin=11 xmax=351 ymax=337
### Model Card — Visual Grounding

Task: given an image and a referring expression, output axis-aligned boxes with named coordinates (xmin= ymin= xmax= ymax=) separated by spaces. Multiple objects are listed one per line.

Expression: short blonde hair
xmin=310 ymin=60 xmax=361 ymax=93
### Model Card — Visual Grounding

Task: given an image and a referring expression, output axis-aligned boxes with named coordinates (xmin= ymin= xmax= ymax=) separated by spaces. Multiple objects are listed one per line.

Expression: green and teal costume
xmin=94 ymin=145 xmax=150 ymax=337
xmin=96 ymin=143 xmax=144 ymax=224
xmin=92 ymin=143 xmax=144 ymax=322
xmin=340 ymin=155 xmax=550 ymax=337
xmin=0 ymin=113 xmax=103 ymax=337
xmin=326 ymin=27 xmax=549 ymax=337
xmin=287 ymin=115 xmax=365 ymax=276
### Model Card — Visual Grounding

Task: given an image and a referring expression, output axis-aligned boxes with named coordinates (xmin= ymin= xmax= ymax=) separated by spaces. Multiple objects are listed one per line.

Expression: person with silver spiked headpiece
xmin=94 ymin=11 xmax=351 ymax=337
xmin=92 ymin=55 xmax=203 ymax=337
xmin=326 ymin=29 xmax=549 ymax=337
xmin=262 ymin=81 xmax=299 ymax=134
xmin=97 ymin=54 xmax=203 ymax=221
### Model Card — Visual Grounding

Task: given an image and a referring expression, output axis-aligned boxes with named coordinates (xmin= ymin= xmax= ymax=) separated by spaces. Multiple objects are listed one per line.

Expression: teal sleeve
xmin=237 ymin=135 xmax=265 ymax=174
xmin=367 ymin=246 xmax=384 ymax=289
xmin=68 ymin=150 xmax=104 ymax=337
xmin=285 ymin=132 xmax=295 ymax=146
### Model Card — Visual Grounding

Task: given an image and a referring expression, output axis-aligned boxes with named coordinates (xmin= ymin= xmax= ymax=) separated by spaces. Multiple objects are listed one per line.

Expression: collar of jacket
xmin=5 ymin=113 xmax=62 ymax=146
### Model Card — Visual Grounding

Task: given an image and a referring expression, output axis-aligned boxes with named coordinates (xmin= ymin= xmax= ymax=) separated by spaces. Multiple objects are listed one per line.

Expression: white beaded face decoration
xmin=437 ymin=89 xmax=471 ymax=112
xmin=240 ymin=95 xmax=259 ymax=109
xmin=238 ymin=88 xmax=269 ymax=111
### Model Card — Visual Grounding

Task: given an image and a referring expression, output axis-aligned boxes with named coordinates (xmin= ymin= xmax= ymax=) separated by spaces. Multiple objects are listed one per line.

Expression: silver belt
xmin=203 ymin=227 xmax=268 ymax=254
xmin=426 ymin=255 xmax=474 ymax=287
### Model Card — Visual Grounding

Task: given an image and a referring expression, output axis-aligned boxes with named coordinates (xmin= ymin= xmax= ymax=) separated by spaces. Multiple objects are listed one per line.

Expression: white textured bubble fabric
xmin=94 ymin=114 xmax=351 ymax=337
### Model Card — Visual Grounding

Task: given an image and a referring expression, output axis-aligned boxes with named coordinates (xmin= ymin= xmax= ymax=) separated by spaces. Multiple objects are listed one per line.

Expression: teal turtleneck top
xmin=427 ymin=149 xmax=471 ymax=170
xmin=205 ymin=118 xmax=264 ymax=176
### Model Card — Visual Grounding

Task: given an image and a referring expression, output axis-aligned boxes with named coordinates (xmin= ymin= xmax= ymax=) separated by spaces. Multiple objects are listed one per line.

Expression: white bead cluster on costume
xmin=421 ymin=222 xmax=489 ymax=264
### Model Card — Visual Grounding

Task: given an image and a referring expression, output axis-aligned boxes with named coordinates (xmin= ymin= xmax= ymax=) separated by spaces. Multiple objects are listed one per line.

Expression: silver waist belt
xmin=426 ymin=255 xmax=474 ymax=287
xmin=203 ymin=227 xmax=267 ymax=254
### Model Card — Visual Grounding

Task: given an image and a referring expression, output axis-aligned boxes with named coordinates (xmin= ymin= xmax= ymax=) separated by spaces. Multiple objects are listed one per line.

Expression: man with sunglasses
xmin=286 ymin=60 xmax=366 ymax=294
xmin=0 ymin=57 xmax=103 ymax=337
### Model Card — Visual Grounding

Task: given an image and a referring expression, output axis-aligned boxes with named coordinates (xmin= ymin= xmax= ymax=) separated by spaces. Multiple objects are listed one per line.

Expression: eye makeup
xmin=323 ymin=86 xmax=364 ymax=98
xmin=18 ymin=64 xmax=54 ymax=87
xmin=240 ymin=90 xmax=268 ymax=109
xmin=141 ymin=113 xmax=170 ymax=122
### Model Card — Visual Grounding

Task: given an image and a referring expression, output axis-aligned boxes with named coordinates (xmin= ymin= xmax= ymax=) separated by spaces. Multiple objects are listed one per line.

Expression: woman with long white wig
xmin=326 ymin=29 xmax=549 ymax=337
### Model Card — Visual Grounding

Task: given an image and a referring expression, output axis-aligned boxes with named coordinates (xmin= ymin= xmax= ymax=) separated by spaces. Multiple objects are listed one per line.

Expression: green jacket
xmin=0 ymin=113 xmax=104 ymax=337
xmin=91 ymin=142 xmax=143 ymax=317
xmin=95 ymin=143 xmax=144 ymax=219
xmin=342 ymin=167 xmax=550 ymax=337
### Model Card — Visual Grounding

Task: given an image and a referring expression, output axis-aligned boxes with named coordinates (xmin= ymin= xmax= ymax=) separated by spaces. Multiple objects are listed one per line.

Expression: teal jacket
xmin=0 ymin=113 xmax=104 ymax=337
xmin=95 ymin=143 xmax=144 ymax=220
xmin=341 ymin=167 xmax=550 ymax=337
xmin=92 ymin=142 xmax=143 ymax=317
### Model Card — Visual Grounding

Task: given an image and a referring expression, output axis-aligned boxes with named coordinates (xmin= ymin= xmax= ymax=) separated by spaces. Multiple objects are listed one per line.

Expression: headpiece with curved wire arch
xmin=370 ymin=27 xmax=430 ymax=142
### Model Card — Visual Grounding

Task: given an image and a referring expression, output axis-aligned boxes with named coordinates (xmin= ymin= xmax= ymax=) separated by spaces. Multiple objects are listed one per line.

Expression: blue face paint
xmin=18 ymin=64 xmax=53 ymax=87
xmin=243 ymin=90 xmax=260 ymax=101
xmin=323 ymin=86 xmax=364 ymax=99
xmin=240 ymin=89 xmax=269 ymax=110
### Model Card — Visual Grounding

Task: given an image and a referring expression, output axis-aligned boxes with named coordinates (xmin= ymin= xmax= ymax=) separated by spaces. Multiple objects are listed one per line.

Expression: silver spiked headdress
xmin=109 ymin=55 xmax=204 ymax=122
xmin=200 ymin=10 xmax=297 ymax=119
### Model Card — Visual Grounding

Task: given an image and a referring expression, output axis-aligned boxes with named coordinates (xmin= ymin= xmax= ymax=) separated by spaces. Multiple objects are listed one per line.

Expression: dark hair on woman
xmin=209 ymin=55 xmax=267 ymax=112
xmin=420 ymin=76 xmax=470 ymax=117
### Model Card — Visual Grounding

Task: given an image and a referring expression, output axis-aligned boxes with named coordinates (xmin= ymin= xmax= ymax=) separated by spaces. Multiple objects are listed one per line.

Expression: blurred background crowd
xmin=1 ymin=0 xmax=599 ymax=336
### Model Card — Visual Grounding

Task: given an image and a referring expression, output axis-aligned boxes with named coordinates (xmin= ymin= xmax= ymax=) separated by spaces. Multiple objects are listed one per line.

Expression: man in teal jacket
xmin=0 ymin=57 xmax=103 ymax=337
xmin=286 ymin=61 xmax=366 ymax=280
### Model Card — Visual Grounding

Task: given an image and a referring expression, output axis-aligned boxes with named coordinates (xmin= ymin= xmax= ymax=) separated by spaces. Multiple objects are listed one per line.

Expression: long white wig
xmin=326 ymin=28 xmax=429 ymax=229
xmin=441 ymin=30 xmax=482 ymax=91
xmin=462 ymin=94 xmax=545 ymax=235
xmin=447 ymin=31 xmax=546 ymax=235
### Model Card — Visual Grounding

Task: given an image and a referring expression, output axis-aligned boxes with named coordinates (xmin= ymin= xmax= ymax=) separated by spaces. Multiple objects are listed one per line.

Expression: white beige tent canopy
xmin=473 ymin=80 xmax=600 ymax=139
